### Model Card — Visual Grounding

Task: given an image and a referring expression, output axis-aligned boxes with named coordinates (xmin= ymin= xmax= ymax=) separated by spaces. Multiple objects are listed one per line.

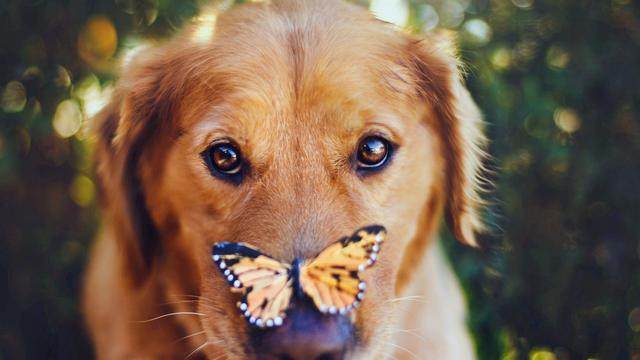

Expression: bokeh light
xmin=1 ymin=81 xmax=27 ymax=113
xmin=120 ymin=38 xmax=149 ymax=67
xmin=54 ymin=66 xmax=72 ymax=88
xmin=554 ymin=108 xmax=581 ymax=134
xmin=463 ymin=19 xmax=492 ymax=45
xmin=418 ymin=4 xmax=440 ymax=32
xmin=78 ymin=15 xmax=118 ymax=70
xmin=73 ymin=74 xmax=112 ymax=119
xmin=69 ymin=175 xmax=95 ymax=207
xmin=529 ymin=348 xmax=557 ymax=360
xmin=511 ymin=0 xmax=534 ymax=9
xmin=439 ymin=1 xmax=466 ymax=28
xmin=52 ymin=100 xmax=83 ymax=138
xmin=491 ymin=48 xmax=512 ymax=70
xmin=369 ymin=0 xmax=409 ymax=27
xmin=192 ymin=11 xmax=218 ymax=43
xmin=629 ymin=308 xmax=640 ymax=332
xmin=546 ymin=45 xmax=570 ymax=70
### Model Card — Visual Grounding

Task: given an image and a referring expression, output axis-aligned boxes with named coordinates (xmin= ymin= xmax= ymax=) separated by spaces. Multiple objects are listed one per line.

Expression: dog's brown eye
xmin=202 ymin=141 xmax=245 ymax=184
xmin=211 ymin=143 xmax=241 ymax=173
xmin=356 ymin=136 xmax=390 ymax=169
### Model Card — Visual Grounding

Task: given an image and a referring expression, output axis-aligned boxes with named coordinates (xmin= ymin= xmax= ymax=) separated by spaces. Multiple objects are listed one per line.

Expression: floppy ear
xmin=93 ymin=49 xmax=182 ymax=284
xmin=406 ymin=34 xmax=488 ymax=247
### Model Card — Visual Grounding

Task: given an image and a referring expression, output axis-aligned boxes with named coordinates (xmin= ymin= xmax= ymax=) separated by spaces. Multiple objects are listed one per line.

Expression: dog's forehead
xmin=178 ymin=2 xmax=422 ymax=129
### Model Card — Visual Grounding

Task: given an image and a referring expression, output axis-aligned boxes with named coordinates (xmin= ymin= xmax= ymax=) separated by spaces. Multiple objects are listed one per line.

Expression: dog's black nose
xmin=251 ymin=300 xmax=354 ymax=360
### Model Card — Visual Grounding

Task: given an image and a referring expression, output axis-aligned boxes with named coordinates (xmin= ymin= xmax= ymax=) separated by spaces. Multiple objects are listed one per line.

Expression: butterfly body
xmin=211 ymin=225 xmax=386 ymax=328
xmin=290 ymin=258 xmax=304 ymax=299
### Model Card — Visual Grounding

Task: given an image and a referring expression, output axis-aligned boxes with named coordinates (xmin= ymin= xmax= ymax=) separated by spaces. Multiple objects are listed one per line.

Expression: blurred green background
xmin=1 ymin=0 xmax=639 ymax=358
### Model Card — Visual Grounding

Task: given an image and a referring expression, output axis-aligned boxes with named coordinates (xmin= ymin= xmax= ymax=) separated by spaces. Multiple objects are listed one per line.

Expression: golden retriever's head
xmin=94 ymin=0 xmax=485 ymax=358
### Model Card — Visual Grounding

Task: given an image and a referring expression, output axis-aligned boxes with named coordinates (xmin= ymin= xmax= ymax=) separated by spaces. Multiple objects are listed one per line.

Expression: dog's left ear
xmin=405 ymin=33 xmax=488 ymax=247
xmin=93 ymin=47 xmax=186 ymax=283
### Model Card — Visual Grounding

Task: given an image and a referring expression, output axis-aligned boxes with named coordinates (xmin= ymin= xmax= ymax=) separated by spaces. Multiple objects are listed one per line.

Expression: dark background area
xmin=1 ymin=0 xmax=639 ymax=359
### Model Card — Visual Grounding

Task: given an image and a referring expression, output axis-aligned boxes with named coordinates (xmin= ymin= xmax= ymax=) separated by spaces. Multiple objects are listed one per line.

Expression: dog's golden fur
xmin=82 ymin=0 xmax=486 ymax=358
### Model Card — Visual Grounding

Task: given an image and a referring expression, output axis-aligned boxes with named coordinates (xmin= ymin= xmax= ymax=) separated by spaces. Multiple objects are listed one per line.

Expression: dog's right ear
xmin=404 ymin=33 xmax=488 ymax=247
xmin=93 ymin=49 xmax=183 ymax=285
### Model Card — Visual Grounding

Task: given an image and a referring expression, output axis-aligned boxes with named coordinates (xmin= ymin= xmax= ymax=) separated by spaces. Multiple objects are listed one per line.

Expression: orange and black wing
xmin=212 ymin=242 xmax=293 ymax=328
xmin=299 ymin=225 xmax=385 ymax=315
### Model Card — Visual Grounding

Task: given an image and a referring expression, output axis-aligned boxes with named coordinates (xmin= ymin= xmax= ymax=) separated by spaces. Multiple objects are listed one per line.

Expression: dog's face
xmin=94 ymin=1 xmax=485 ymax=359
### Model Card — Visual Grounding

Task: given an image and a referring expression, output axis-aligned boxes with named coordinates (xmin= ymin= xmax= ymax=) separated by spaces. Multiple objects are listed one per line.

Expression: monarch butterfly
xmin=211 ymin=225 xmax=385 ymax=328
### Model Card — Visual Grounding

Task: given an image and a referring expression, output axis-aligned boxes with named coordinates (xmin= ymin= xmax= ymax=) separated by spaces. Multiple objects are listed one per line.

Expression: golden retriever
xmin=82 ymin=0 xmax=486 ymax=358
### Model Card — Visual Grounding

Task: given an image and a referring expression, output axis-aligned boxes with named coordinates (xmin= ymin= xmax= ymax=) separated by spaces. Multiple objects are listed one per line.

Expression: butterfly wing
xmin=212 ymin=242 xmax=292 ymax=327
xmin=299 ymin=225 xmax=385 ymax=315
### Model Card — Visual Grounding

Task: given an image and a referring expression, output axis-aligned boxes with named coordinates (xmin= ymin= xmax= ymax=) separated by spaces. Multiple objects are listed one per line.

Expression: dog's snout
xmin=252 ymin=300 xmax=354 ymax=360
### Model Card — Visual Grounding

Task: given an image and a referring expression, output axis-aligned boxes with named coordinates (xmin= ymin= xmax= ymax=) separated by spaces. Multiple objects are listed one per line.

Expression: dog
xmin=82 ymin=0 xmax=486 ymax=358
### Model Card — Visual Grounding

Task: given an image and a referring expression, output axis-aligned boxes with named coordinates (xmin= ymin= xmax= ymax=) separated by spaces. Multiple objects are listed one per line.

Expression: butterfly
xmin=211 ymin=225 xmax=385 ymax=328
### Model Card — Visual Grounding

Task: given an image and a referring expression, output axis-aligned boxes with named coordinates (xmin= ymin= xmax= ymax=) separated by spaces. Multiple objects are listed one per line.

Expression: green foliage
xmin=440 ymin=0 xmax=640 ymax=358
xmin=1 ymin=0 xmax=639 ymax=358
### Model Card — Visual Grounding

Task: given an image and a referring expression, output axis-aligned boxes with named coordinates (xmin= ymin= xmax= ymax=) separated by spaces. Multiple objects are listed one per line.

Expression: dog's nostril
xmin=316 ymin=352 xmax=341 ymax=360
xmin=276 ymin=355 xmax=340 ymax=360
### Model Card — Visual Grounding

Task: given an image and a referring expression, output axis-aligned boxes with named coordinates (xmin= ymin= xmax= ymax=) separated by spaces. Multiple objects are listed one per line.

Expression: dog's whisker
xmin=383 ymin=341 xmax=420 ymax=360
xmin=137 ymin=312 xmax=206 ymax=323
xmin=167 ymin=294 xmax=211 ymax=300
xmin=168 ymin=294 xmax=222 ymax=307
xmin=185 ymin=341 xmax=211 ymax=360
xmin=385 ymin=328 xmax=428 ymax=344
xmin=168 ymin=294 xmax=205 ymax=300
xmin=161 ymin=300 xmax=221 ymax=311
xmin=385 ymin=295 xmax=427 ymax=303
xmin=184 ymin=339 xmax=225 ymax=360
xmin=172 ymin=330 xmax=206 ymax=344
xmin=381 ymin=344 xmax=400 ymax=360
xmin=165 ymin=294 xmax=226 ymax=311
xmin=161 ymin=299 xmax=199 ymax=306
xmin=385 ymin=298 xmax=431 ymax=307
